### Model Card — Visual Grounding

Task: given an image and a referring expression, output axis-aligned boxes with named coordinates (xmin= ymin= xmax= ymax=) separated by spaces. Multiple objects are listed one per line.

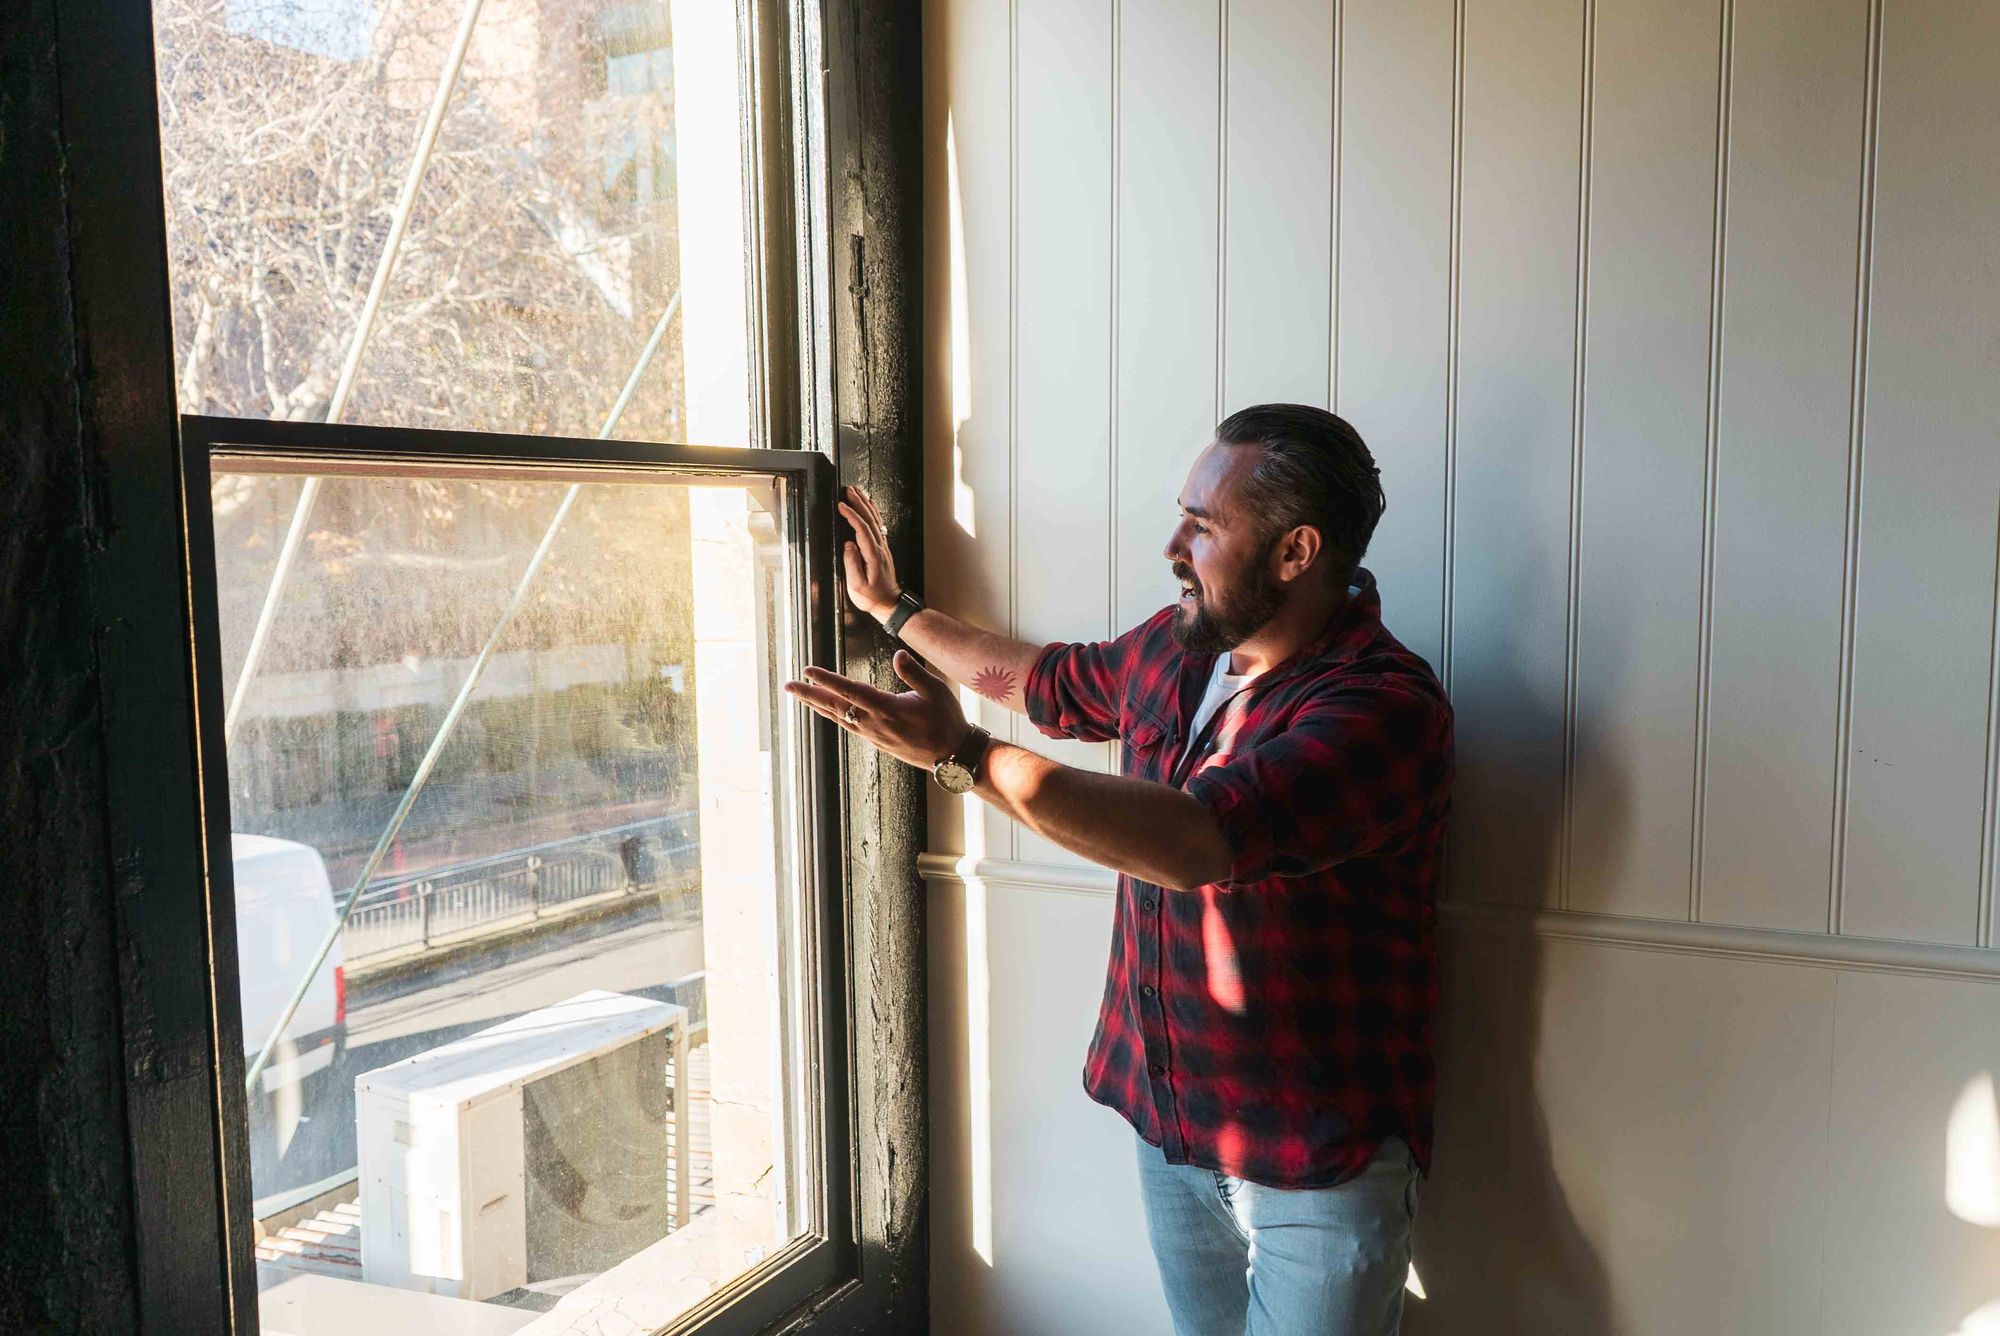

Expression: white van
xmin=232 ymin=834 xmax=346 ymax=1140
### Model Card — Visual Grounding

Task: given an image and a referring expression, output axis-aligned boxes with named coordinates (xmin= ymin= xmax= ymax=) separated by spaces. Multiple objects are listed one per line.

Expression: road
xmin=250 ymin=903 xmax=706 ymax=1203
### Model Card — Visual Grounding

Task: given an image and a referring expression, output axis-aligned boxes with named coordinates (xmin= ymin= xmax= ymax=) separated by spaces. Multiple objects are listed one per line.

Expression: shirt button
xmin=1140 ymin=984 xmax=1156 ymax=998
xmin=1148 ymin=1062 xmax=1165 ymax=1077
xmin=1142 ymin=896 xmax=1157 ymax=911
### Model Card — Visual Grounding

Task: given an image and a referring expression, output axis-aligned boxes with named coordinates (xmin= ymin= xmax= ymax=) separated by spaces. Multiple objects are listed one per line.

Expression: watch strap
xmin=938 ymin=725 xmax=992 ymax=783
xmin=883 ymin=589 xmax=925 ymax=640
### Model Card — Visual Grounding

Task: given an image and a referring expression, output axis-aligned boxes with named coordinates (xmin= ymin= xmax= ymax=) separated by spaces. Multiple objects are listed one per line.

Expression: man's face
xmin=1163 ymin=442 xmax=1285 ymax=654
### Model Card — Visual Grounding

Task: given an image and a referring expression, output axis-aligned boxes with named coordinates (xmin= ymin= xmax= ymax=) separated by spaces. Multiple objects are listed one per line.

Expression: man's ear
xmin=1271 ymin=524 xmax=1323 ymax=584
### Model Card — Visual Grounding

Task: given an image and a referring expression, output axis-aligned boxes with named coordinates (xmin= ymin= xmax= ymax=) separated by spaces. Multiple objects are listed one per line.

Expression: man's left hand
xmin=784 ymin=650 xmax=972 ymax=773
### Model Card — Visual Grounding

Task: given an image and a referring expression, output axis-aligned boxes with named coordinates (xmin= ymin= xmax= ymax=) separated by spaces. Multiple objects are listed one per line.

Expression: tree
xmin=153 ymin=0 xmax=689 ymax=440
xmin=156 ymin=0 xmax=711 ymax=843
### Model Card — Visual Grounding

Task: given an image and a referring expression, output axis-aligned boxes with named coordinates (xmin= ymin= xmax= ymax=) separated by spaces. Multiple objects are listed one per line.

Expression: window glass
xmin=216 ymin=461 xmax=816 ymax=1332
xmin=155 ymin=0 xmax=754 ymax=445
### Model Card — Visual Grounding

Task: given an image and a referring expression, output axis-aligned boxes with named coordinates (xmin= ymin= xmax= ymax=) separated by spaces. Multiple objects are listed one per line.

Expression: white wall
xmin=922 ymin=0 xmax=2000 ymax=1332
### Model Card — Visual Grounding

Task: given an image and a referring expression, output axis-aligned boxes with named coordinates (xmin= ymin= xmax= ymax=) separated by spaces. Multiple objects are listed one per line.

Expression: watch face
xmin=934 ymin=761 xmax=976 ymax=795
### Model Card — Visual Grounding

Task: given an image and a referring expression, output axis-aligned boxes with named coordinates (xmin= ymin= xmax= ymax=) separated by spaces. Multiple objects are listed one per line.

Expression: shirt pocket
xmin=1119 ymin=713 xmax=1175 ymax=782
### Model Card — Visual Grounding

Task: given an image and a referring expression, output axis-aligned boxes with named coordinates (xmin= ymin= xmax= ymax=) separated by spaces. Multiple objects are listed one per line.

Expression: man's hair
xmin=1214 ymin=403 xmax=1385 ymax=583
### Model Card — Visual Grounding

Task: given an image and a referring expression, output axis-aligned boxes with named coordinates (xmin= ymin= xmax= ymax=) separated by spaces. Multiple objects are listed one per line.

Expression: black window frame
xmin=45 ymin=0 xmax=926 ymax=1326
xmin=181 ymin=417 xmax=853 ymax=1335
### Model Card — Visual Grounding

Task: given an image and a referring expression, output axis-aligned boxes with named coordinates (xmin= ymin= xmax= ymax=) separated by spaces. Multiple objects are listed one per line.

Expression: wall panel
xmin=1567 ymin=0 xmax=1724 ymax=919
xmin=928 ymin=0 xmax=1019 ymax=862
xmin=1115 ymin=0 xmax=1223 ymax=634
xmin=1415 ymin=931 xmax=1836 ymax=1336
xmin=1221 ymin=0 xmax=1334 ymax=409
xmin=927 ymin=876 xmax=1168 ymax=1336
xmin=1333 ymin=0 xmax=1455 ymax=672
xmin=1820 ymin=970 xmax=2000 ymax=1336
xmin=985 ymin=884 xmax=1168 ymax=1335
xmin=1013 ymin=0 xmax=1118 ymax=867
xmin=1444 ymin=0 xmax=1583 ymax=907
xmin=1697 ymin=0 xmax=1871 ymax=932
xmin=1840 ymin=0 xmax=2000 ymax=946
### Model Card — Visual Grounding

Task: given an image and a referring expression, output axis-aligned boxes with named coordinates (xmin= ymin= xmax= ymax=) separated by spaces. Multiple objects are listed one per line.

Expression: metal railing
xmin=342 ymin=814 xmax=699 ymax=963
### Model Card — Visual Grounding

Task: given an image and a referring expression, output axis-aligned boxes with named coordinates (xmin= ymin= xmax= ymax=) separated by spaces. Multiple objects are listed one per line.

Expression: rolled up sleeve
xmin=1022 ymin=613 xmax=1167 ymax=743
xmin=1184 ymin=679 xmax=1453 ymax=885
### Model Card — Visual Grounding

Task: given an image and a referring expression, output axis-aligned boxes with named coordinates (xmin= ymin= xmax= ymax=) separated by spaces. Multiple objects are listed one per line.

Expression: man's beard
xmin=1170 ymin=559 xmax=1286 ymax=654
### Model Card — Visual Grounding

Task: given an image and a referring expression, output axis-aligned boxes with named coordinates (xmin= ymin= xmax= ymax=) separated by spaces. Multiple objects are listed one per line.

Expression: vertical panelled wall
xmin=932 ymin=0 xmax=2000 ymax=953
xmin=926 ymin=0 xmax=2000 ymax=1332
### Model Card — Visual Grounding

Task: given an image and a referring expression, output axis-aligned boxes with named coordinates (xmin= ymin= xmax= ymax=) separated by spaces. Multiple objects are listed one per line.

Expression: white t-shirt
xmin=1178 ymin=586 xmax=1356 ymax=772
xmin=1183 ymin=654 xmax=1254 ymax=768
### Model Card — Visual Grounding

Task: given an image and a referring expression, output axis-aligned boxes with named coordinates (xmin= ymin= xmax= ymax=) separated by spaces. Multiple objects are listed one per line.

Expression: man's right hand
xmin=832 ymin=484 xmax=1043 ymax=717
xmin=839 ymin=485 xmax=901 ymax=622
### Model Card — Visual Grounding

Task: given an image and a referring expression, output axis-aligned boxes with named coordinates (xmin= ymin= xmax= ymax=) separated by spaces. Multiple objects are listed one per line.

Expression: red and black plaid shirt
xmin=1024 ymin=569 xmax=1453 ymax=1189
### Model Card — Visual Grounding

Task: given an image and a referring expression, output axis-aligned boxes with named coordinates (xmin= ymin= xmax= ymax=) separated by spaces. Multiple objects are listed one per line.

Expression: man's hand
xmin=833 ymin=484 xmax=1044 ymax=717
xmin=790 ymin=651 xmax=1234 ymax=893
xmin=785 ymin=649 xmax=971 ymax=772
xmin=839 ymin=485 xmax=901 ymax=622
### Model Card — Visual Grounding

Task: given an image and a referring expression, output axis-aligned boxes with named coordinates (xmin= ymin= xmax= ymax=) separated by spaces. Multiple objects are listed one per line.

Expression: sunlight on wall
xmin=959 ymin=688 xmax=995 ymax=1264
xmin=1405 ymin=1262 xmax=1427 ymax=1299
xmin=964 ymin=871 xmax=994 ymax=1266
xmin=946 ymin=116 xmax=977 ymax=538
xmin=1949 ymin=1298 xmax=2000 ymax=1336
xmin=1948 ymin=1072 xmax=2000 ymax=1227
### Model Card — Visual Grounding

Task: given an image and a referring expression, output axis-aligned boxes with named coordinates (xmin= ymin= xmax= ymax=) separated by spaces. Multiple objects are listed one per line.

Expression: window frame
xmin=49 ymin=0 xmax=928 ymax=1324
xmin=179 ymin=416 xmax=856 ymax=1335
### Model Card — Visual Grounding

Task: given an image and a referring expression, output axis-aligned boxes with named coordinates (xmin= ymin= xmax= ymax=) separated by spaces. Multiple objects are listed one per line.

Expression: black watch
xmin=882 ymin=589 xmax=924 ymax=641
xmin=933 ymin=726 xmax=991 ymax=795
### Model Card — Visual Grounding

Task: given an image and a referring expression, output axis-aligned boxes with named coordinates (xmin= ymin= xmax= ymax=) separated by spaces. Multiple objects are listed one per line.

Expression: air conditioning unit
xmin=357 ymin=989 xmax=692 ymax=1301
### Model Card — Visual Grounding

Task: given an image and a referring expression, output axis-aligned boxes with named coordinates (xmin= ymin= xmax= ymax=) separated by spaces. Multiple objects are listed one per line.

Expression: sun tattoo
xmin=972 ymin=666 xmax=1017 ymax=703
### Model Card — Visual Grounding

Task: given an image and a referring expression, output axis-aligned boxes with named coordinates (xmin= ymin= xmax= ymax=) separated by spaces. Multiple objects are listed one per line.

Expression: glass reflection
xmin=216 ymin=466 xmax=810 ymax=1331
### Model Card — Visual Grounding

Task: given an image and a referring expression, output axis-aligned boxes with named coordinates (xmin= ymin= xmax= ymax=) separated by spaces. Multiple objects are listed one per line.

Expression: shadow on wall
xmin=1406 ymin=663 xmax=1619 ymax=1336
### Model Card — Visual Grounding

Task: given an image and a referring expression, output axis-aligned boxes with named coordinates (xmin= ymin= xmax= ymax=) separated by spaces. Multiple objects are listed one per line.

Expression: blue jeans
xmin=1135 ymin=1134 xmax=1420 ymax=1336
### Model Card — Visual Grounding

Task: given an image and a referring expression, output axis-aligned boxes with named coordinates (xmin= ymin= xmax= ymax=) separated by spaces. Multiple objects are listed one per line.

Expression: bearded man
xmin=785 ymin=403 xmax=1454 ymax=1336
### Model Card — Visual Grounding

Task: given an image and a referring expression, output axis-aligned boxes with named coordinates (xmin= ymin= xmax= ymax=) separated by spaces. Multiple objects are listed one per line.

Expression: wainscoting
xmin=925 ymin=856 xmax=2000 ymax=1335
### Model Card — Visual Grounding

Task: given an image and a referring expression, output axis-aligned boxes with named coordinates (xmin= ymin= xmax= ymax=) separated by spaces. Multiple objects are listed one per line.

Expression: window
xmin=151 ymin=0 xmax=855 ymax=1330
xmin=187 ymin=424 xmax=844 ymax=1334
xmin=153 ymin=0 xmax=760 ymax=446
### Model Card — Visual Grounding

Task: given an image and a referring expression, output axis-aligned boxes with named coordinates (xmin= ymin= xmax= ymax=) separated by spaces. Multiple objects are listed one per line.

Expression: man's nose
xmin=1162 ymin=524 xmax=1187 ymax=564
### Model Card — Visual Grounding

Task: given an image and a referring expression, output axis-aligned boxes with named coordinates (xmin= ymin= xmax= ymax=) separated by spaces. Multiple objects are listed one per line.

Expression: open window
xmin=144 ymin=0 xmax=878 ymax=1330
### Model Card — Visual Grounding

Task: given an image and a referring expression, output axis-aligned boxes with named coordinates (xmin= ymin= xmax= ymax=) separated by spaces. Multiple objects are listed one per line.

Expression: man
xmin=785 ymin=403 xmax=1453 ymax=1335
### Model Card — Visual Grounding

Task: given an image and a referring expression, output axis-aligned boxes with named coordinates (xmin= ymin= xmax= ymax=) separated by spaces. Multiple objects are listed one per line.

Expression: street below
xmin=253 ymin=901 xmax=705 ymax=1204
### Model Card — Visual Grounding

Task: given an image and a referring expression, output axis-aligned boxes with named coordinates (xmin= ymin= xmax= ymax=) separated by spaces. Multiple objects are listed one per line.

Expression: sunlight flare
xmin=946 ymin=115 xmax=976 ymax=537
xmin=1947 ymin=1072 xmax=2000 ymax=1227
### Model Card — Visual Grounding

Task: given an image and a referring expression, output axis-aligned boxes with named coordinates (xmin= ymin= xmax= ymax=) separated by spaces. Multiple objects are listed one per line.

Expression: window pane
xmin=155 ymin=0 xmax=755 ymax=445
xmin=215 ymin=461 xmax=817 ymax=1331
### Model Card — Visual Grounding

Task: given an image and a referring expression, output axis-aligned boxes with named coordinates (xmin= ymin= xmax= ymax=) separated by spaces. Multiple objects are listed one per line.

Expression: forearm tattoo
xmin=972 ymin=665 xmax=1018 ymax=703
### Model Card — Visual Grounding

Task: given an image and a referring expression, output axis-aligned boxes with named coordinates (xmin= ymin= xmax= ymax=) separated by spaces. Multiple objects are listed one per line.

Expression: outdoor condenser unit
xmin=357 ymin=989 xmax=692 ymax=1301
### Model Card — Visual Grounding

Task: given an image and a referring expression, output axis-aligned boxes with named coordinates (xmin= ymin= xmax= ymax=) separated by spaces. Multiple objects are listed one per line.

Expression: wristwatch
xmin=932 ymin=726 xmax=992 ymax=795
xmin=882 ymin=589 xmax=924 ymax=641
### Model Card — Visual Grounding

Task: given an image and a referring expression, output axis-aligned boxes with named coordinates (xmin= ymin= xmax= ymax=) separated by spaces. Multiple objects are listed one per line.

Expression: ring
xmin=842 ymin=705 xmax=862 ymax=726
